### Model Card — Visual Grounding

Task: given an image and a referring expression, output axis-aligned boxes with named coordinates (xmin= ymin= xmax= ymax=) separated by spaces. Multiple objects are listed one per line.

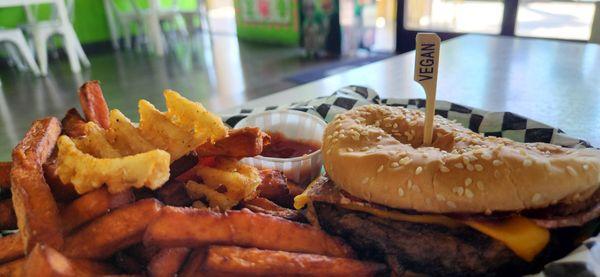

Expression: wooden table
xmin=222 ymin=34 xmax=600 ymax=147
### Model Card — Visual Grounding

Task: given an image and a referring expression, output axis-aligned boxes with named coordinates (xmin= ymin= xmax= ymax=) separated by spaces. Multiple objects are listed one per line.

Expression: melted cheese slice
xmin=464 ymin=217 xmax=550 ymax=262
xmin=295 ymin=192 xmax=550 ymax=261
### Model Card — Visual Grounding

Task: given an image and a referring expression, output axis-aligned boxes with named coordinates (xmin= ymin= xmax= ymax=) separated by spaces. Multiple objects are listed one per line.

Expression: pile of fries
xmin=0 ymin=81 xmax=386 ymax=276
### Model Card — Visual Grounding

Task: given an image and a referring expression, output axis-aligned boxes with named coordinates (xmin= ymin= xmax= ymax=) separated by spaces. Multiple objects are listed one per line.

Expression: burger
xmin=295 ymin=105 xmax=600 ymax=276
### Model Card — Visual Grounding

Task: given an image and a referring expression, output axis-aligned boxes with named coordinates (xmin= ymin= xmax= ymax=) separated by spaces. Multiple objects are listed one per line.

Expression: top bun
xmin=322 ymin=105 xmax=600 ymax=213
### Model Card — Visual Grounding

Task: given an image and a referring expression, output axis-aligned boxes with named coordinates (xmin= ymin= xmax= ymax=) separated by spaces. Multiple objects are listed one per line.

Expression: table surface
xmin=223 ymin=34 xmax=600 ymax=147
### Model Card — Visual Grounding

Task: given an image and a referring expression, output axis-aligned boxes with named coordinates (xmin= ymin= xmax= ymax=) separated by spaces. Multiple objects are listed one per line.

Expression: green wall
xmin=0 ymin=0 xmax=198 ymax=44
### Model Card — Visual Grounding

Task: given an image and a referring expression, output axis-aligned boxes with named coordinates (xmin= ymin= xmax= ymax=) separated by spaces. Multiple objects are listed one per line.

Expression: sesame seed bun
xmin=322 ymin=105 xmax=600 ymax=213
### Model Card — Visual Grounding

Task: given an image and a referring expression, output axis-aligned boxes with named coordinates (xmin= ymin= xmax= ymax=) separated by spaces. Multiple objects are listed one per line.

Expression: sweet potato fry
xmin=144 ymin=207 xmax=354 ymax=258
xmin=286 ymin=181 xmax=305 ymax=198
xmin=0 ymin=188 xmax=130 ymax=264
xmin=154 ymin=180 xmax=193 ymax=207
xmin=0 ymin=199 xmax=17 ymax=230
xmin=44 ymin=158 xmax=79 ymax=203
xmin=169 ymin=152 xmax=199 ymax=180
xmin=196 ymin=127 xmax=270 ymax=158
xmin=203 ymin=246 xmax=386 ymax=277
xmin=25 ymin=244 xmax=118 ymax=277
xmin=0 ymin=258 xmax=24 ymax=276
xmin=0 ymin=234 xmax=25 ymax=263
xmin=60 ymin=188 xmax=135 ymax=233
xmin=78 ymin=80 xmax=110 ymax=129
xmin=148 ymin=247 xmax=190 ymax=277
xmin=61 ymin=108 xmax=87 ymax=138
xmin=242 ymin=197 xmax=306 ymax=222
xmin=178 ymin=248 xmax=207 ymax=277
xmin=10 ymin=117 xmax=63 ymax=253
xmin=0 ymin=161 xmax=10 ymax=190
xmin=258 ymin=169 xmax=293 ymax=207
xmin=63 ymin=198 xmax=162 ymax=259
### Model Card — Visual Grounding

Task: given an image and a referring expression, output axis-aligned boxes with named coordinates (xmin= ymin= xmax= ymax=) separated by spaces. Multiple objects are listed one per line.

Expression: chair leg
xmin=4 ymin=43 xmax=27 ymax=71
xmin=67 ymin=27 xmax=90 ymax=67
xmin=33 ymin=30 xmax=49 ymax=76
xmin=12 ymin=33 xmax=41 ymax=76
xmin=62 ymin=30 xmax=81 ymax=73
xmin=124 ymin=21 xmax=133 ymax=49
xmin=103 ymin=0 xmax=120 ymax=49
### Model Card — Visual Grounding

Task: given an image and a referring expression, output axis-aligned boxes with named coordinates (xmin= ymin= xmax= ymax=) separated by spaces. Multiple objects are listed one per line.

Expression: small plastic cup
xmin=234 ymin=110 xmax=326 ymax=186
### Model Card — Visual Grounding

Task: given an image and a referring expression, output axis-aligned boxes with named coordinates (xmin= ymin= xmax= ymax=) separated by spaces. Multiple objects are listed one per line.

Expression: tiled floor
xmin=0 ymin=31 xmax=390 ymax=160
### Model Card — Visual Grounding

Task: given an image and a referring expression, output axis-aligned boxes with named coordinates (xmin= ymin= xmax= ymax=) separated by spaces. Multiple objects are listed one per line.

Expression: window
xmin=515 ymin=1 xmax=596 ymax=41
xmin=403 ymin=0 xmax=505 ymax=34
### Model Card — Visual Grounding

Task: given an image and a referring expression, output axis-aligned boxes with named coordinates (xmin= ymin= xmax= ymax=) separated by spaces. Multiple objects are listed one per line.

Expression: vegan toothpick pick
xmin=414 ymin=33 xmax=441 ymax=146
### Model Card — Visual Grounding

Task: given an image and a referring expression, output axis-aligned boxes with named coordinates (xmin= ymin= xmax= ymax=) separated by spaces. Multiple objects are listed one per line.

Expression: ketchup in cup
xmin=261 ymin=132 xmax=321 ymax=159
xmin=234 ymin=110 xmax=326 ymax=186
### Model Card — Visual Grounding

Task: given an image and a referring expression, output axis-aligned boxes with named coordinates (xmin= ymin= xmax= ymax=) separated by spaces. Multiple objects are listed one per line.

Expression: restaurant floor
xmin=0 ymin=31 xmax=389 ymax=160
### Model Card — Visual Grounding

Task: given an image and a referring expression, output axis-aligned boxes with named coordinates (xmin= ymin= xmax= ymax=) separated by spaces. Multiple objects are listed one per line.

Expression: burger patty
xmin=314 ymin=202 xmax=530 ymax=277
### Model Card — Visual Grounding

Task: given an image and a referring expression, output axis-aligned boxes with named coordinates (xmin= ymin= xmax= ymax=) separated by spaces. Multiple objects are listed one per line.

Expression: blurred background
xmin=0 ymin=0 xmax=599 ymax=160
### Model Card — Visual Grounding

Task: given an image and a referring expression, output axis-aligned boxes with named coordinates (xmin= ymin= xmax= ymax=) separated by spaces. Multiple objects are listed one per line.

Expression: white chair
xmin=24 ymin=0 xmax=90 ymax=76
xmin=104 ymin=0 xmax=188 ymax=55
xmin=0 ymin=28 xmax=41 ymax=76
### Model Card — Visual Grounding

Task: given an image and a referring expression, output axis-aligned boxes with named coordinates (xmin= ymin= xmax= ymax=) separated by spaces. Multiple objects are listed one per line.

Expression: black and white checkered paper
xmin=222 ymin=85 xmax=599 ymax=277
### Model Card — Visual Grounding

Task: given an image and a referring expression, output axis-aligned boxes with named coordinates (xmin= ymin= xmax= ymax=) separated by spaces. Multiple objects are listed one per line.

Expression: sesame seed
xmin=454 ymin=163 xmax=464 ymax=169
xmin=476 ymin=181 xmax=485 ymax=191
xmin=326 ymin=135 xmax=332 ymax=140
xmin=326 ymin=149 xmax=332 ymax=154
xmin=453 ymin=186 xmax=464 ymax=196
xmin=493 ymin=160 xmax=503 ymax=166
xmin=362 ymin=177 xmax=370 ymax=184
xmin=436 ymin=194 xmax=445 ymax=201
xmin=566 ymin=166 xmax=578 ymax=176
xmin=583 ymin=164 xmax=589 ymax=171
xmin=352 ymin=134 xmax=360 ymax=141
xmin=440 ymin=166 xmax=450 ymax=173
xmin=399 ymin=157 xmax=412 ymax=165
xmin=347 ymin=148 xmax=354 ymax=152
xmin=466 ymin=164 xmax=474 ymax=171
xmin=407 ymin=180 xmax=413 ymax=189
xmin=523 ymin=159 xmax=533 ymax=167
xmin=377 ymin=145 xmax=384 ymax=149
xmin=532 ymin=193 xmax=542 ymax=203
xmin=446 ymin=201 xmax=457 ymax=208
xmin=377 ymin=165 xmax=384 ymax=173
xmin=398 ymin=188 xmax=405 ymax=197
xmin=409 ymin=121 xmax=417 ymax=126
xmin=415 ymin=167 xmax=423 ymax=175
xmin=474 ymin=164 xmax=484 ymax=172
xmin=332 ymin=138 xmax=339 ymax=143
xmin=361 ymin=147 xmax=369 ymax=151
xmin=481 ymin=153 xmax=492 ymax=160
xmin=339 ymin=134 xmax=346 ymax=139
xmin=465 ymin=178 xmax=472 ymax=186
xmin=465 ymin=189 xmax=474 ymax=198
xmin=393 ymin=123 xmax=398 ymax=129
xmin=390 ymin=162 xmax=400 ymax=168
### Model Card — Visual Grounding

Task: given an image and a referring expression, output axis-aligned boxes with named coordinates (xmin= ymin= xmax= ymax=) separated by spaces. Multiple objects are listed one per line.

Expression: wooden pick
xmin=414 ymin=33 xmax=441 ymax=146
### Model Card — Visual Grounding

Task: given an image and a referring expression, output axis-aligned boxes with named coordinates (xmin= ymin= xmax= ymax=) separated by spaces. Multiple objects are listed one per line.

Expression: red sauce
xmin=261 ymin=132 xmax=321 ymax=158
